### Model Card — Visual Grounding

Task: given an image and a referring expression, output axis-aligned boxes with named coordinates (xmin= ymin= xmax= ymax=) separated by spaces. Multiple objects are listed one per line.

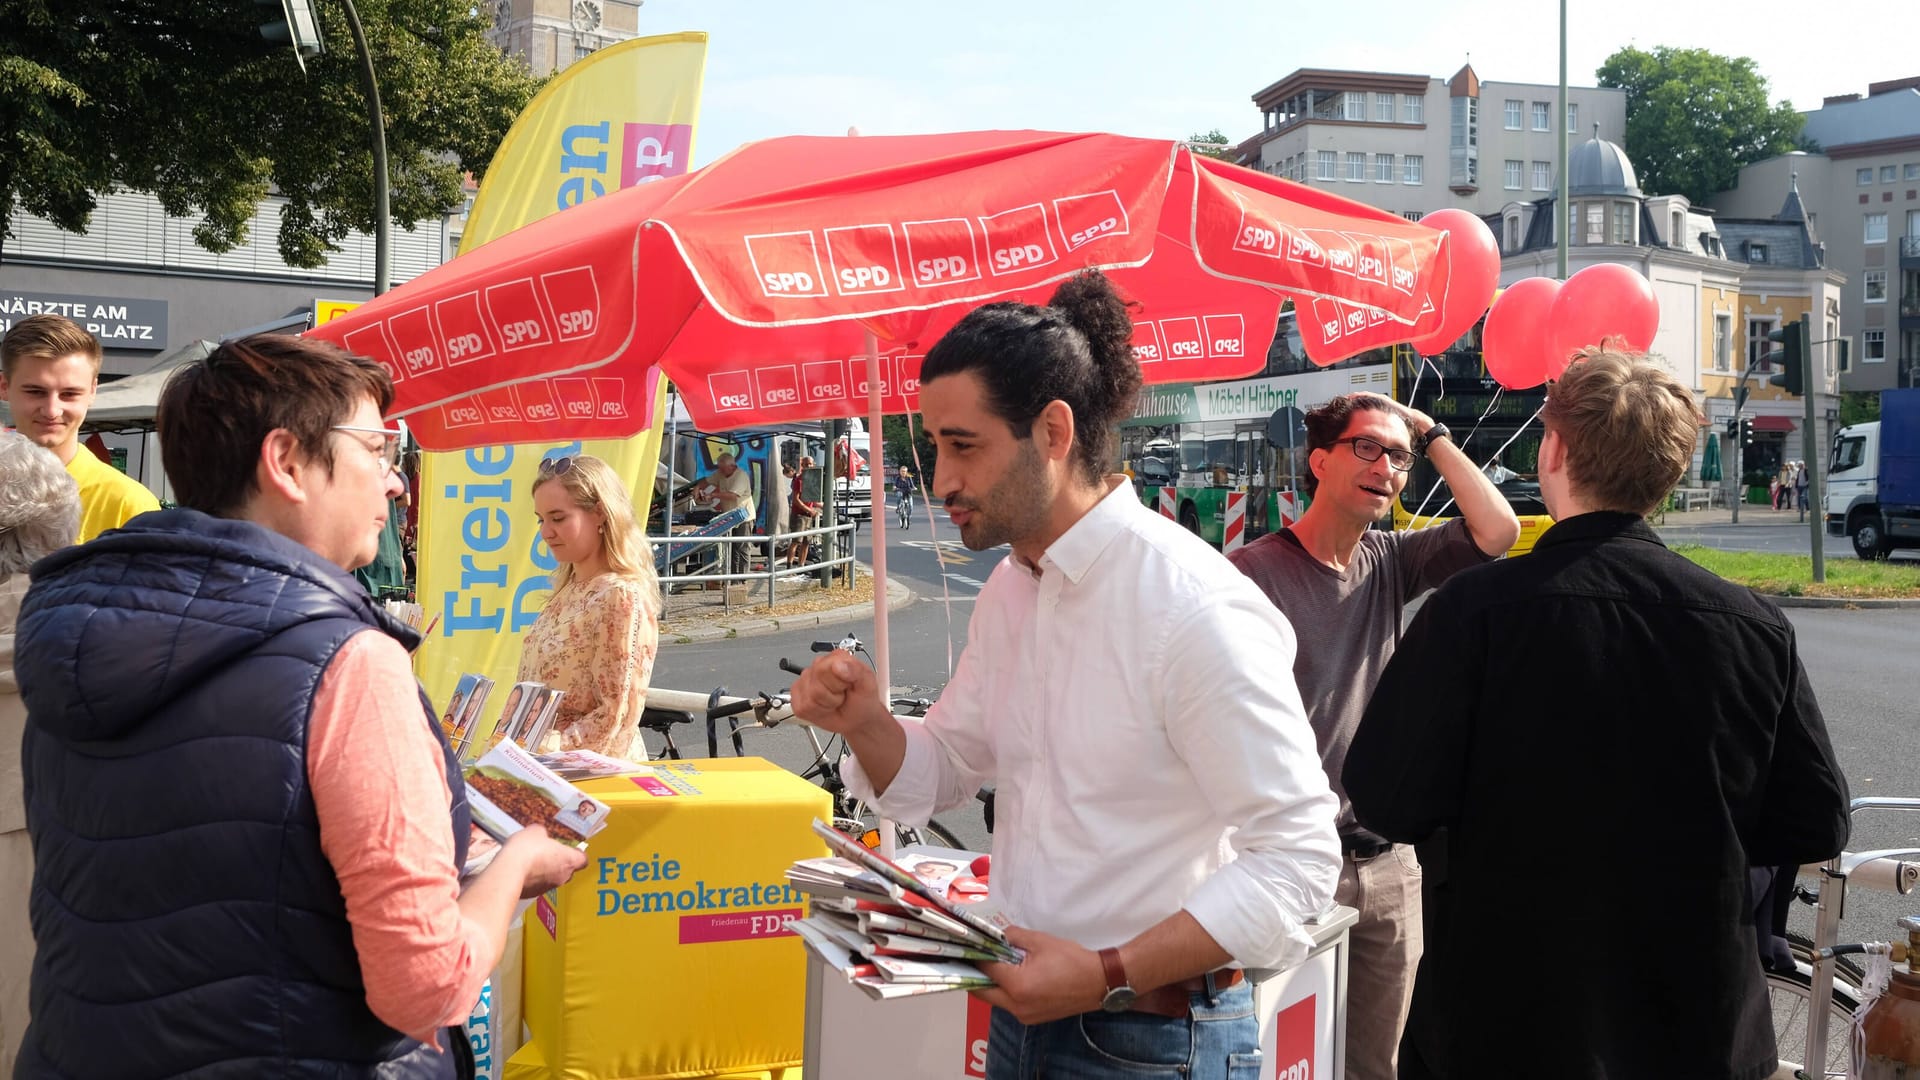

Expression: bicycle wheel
xmin=907 ymin=817 xmax=964 ymax=851
xmin=1768 ymin=931 xmax=1863 ymax=1080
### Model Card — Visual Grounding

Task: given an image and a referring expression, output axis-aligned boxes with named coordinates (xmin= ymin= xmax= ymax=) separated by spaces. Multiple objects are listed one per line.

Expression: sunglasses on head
xmin=538 ymin=455 xmax=578 ymax=477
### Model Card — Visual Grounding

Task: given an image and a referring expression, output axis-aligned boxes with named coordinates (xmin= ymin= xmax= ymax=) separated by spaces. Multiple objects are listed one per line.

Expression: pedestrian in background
xmin=1346 ymin=345 xmax=1847 ymax=1079
xmin=517 ymin=453 xmax=661 ymax=759
xmin=0 ymin=431 xmax=79 ymax=1076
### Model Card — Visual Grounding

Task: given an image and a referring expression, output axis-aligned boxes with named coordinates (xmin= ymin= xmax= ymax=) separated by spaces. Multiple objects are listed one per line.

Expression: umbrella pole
xmin=863 ymin=331 xmax=897 ymax=858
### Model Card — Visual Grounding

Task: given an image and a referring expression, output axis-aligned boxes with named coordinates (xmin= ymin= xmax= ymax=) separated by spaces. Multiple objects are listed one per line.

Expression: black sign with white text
xmin=0 ymin=290 xmax=169 ymax=350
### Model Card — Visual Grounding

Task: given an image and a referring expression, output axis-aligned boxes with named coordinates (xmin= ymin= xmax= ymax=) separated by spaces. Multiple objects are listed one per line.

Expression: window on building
xmin=1906 ymin=163 xmax=1920 ymax=181
xmin=1613 ymin=202 xmax=1634 ymax=244
xmin=1532 ymin=101 xmax=1550 ymax=130
xmin=1403 ymin=94 xmax=1424 ymax=123
xmin=1505 ymin=216 xmax=1519 ymax=250
xmin=1882 ymin=165 xmax=1899 ymax=183
xmin=1344 ymin=93 xmax=1367 ymax=121
xmin=1714 ymin=313 xmax=1732 ymax=372
xmin=1504 ymin=100 xmax=1522 ymax=129
xmin=1584 ymin=202 xmax=1606 ymax=244
xmin=1866 ymin=269 xmax=1888 ymax=302
xmin=1403 ymin=155 xmax=1423 ymax=184
xmin=1317 ymin=150 xmax=1337 ymax=180
xmin=1749 ymin=318 xmax=1778 ymax=370
xmin=1375 ymin=153 xmax=1395 ymax=182
xmin=1748 ymin=241 xmax=1768 ymax=263
xmin=1672 ymin=211 xmax=1685 ymax=246
xmin=1567 ymin=102 xmax=1579 ymax=133
xmin=1532 ymin=161 xmax=1551 ymax=191
xmin=1864 ymin=329 xmax=1886 ymax=363
xmin=1859 ymin=167 xmax=1876 ymax=186
xmin=1402 ymin=210 xmax=1424 ymax=221
xmin=1835 ymin=321 xmax=1850 ymax=372
xmin=1867 ymin=212 xmax=1888 ymax=243
xmin=1376 ymin=93 xmax=1396 ymax=122
xmin=1504 ymin=160 xmax=1522 ymax=189
xmin=1347 ymin=152 xmax=1367 ymax=181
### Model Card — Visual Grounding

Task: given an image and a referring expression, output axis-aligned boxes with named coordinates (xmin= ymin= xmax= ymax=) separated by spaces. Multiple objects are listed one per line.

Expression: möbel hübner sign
xmin=0 ymin=290 xmax=169 ymax=350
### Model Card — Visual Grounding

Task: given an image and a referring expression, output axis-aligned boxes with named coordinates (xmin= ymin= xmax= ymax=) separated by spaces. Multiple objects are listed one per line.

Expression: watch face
xmin=1100 ymin=986 xmax=1137 ymax=1013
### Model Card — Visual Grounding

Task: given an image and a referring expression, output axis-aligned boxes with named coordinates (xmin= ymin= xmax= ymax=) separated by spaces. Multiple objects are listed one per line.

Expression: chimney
xmin=1867 ymin=76 xmax=1920 ymax=97
xmin=1823 ymin=94 xmax=1861 ymax=106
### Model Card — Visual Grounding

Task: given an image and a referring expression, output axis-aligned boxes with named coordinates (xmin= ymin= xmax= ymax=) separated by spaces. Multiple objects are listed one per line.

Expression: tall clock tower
xmin=488 ymin=0 xmax=642 ymax=75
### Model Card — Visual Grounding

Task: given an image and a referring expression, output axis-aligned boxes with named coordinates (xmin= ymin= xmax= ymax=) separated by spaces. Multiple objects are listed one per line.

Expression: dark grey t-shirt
xmin=1228 ymin=518 xmax=1491 ymax=835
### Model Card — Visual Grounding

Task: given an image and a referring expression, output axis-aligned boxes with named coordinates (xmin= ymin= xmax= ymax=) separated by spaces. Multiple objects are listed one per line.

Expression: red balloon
xmin=1481 ymin=277 xmax=1562 ymax=389
xmin=1409 ymin=208 xmax=1501 ymax=356
xmin=1547 ymin=263 xmax=1660 ymax=372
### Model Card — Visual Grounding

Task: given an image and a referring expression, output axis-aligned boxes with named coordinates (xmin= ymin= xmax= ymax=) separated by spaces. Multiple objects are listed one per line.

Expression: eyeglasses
xmin=330 ymin=425 xmax=403 ymax=476
xmin=538 ymin=455 xmax=578 ymax=477
xmin=1331 ymin=435 xmax=1415 ymax=472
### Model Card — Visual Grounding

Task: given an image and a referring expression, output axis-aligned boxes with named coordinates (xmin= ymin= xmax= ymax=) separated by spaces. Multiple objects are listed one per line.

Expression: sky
xmin=625 ymin=0 xmax=1916 ymax=168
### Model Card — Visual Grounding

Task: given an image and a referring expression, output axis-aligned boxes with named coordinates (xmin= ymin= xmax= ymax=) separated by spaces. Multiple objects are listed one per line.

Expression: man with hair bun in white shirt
xmin=790 ymin=271 xmax=1340 ymax=1080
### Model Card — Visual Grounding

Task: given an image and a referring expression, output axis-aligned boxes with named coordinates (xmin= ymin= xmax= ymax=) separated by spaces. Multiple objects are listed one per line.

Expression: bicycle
xmin=637 ymin=635 xmax=964 ymax=853
xmin=1767 ymin=796 xmax=1920 ymax=1078
xmin=896 ymin=486 xmax=914 ymax=531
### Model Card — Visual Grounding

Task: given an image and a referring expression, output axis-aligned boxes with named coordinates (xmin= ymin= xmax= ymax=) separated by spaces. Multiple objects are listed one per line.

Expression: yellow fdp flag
xmin=416 ymin=32 xmax=705 ymax=708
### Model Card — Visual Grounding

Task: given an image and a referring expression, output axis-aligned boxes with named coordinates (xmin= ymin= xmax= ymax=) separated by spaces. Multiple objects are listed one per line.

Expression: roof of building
xmin=1714 ymin=219 xmax=1822 ymax=269
xmin=1567 ymin=128 xmax=1641 ymax=197
xmin=1802 ymin=86 xmax=1920 ymax=149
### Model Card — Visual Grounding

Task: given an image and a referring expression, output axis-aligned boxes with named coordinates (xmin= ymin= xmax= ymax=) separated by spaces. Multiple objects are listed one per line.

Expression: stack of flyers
xmin=535 ymin=748 xmax=652 ymax=781
xmin=784 ymin=821 xmax=1021 ymax=1000
xmin=464 ymin=740 xmax=611 ymax=849
xmin=519 ymin=686 xmax=566 ymax=750
xmin=444 ymin=673 xmax=494 ymax=756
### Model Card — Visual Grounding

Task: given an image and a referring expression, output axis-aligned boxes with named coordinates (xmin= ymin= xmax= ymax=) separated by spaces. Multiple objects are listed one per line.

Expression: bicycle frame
xmin=1799 ymin=796 xmax=1920 ymax=1072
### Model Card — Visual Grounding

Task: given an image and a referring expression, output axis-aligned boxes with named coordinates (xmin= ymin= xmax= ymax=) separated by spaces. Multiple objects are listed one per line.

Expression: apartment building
xmin=1711 ymin=77 xmax=1920 ymax=391
xmin=1237 ymin=64 xmax=1626 ymax=220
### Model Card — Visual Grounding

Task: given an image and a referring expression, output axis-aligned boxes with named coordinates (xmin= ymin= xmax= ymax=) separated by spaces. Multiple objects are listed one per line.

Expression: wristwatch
xmin=1418 ymin=423 xmax=1452 ymax=457
xmin=1098 ymin=947 xmax=1137 ymax=1013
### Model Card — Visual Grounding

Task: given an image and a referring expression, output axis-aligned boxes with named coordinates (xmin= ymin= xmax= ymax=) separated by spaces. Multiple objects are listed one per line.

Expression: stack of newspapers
xmin=787 ymin=820 xmax=1021 ymax=1000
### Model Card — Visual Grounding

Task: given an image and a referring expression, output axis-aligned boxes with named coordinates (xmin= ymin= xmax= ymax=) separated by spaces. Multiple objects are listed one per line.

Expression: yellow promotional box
xmin=506 ymin=758 xmax=831 ymax=1080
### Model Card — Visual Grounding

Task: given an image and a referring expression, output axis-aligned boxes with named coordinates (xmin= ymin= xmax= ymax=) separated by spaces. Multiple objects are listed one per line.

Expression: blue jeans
xmin=986 ymin=981 xmax=1262 ymax=1079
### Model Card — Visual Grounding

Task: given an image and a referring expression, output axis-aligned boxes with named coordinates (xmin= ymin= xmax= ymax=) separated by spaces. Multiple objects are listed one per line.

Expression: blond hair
xmin=531 ymin=454 xmax=661 ymax=611
xmin=3 ymin=313 xmax=102 ymax=379
xmin=1542 ymin=342 xmax=1703 ymax=516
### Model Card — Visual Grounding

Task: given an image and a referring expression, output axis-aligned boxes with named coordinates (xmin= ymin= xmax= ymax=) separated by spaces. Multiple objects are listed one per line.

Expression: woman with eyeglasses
xmin=517 ymin=454 xmax=662 ymax=759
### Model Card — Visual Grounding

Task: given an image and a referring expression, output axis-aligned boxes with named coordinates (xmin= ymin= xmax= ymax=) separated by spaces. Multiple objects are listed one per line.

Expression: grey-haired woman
xmin=0 ymin=430 xmax=80 ymax=1075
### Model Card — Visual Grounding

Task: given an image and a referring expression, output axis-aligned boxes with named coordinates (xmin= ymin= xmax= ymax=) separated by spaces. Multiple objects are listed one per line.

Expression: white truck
xmin=1825 ymin=388 xmax=1920 ymax=560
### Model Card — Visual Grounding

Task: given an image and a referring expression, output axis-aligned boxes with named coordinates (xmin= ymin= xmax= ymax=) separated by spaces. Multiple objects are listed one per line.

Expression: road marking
xmin=943 ymin=572 xmax=988 ymax=590
xmin=903 ymin=539 xmax=972 ymax=563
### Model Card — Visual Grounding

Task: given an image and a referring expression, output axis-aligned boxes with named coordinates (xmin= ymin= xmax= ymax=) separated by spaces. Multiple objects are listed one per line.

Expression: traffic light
xmin=1739 ymin=416 xmax=1755 ymax=446
xmin=257 ymin=0 xmax=324 ymax=72
xmin=1724 ymin=417 xmax=1738 ymax=439
xmin=1767 ymin=317 xmax=1806 ymax=396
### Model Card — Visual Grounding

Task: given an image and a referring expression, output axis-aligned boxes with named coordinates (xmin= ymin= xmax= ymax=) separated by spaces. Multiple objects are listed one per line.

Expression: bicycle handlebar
xmin=779 ymin=658 xmax=807 ymax=676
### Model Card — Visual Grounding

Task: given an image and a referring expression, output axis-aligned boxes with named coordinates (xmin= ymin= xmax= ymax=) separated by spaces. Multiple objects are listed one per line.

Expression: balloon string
xmin=1404 ymin=357 xmax=1459 ymax=524
xmin=1415 ymin=401 xmax=1545 ymax=526
xmin=903 ymin=413 xmax=955 ymax=681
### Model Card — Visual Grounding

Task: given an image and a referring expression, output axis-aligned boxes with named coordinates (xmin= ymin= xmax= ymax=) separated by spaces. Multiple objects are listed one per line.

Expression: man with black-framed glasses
xmin=1228 ymin=390 xmax=1517 ymax=1080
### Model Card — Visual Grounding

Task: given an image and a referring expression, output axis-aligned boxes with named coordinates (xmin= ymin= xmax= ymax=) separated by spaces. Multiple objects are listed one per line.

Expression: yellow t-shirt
xmin=66 ymin=449 xmax=160 ymax=543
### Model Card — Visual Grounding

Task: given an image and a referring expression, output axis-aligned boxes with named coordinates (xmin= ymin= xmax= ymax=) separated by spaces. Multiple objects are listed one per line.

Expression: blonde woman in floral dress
xmin=517 ymin=454 xmax=662 ymax=759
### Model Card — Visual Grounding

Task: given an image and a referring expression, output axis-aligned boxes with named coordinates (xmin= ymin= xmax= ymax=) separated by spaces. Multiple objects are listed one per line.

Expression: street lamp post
xmin=339 ymin=0 xmax=391 ymax=296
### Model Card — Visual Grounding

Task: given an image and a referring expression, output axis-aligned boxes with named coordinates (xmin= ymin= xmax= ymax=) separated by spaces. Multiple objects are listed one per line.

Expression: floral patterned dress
xmin=516 ymin=571 xmax=659 ymax=760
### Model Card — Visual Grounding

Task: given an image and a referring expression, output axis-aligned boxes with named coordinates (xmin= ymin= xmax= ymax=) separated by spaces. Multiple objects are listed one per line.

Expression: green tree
xmin=1839 ymin=390 xmax=1881 ymax=428
xmin=1187 ymin=129 xmax=1235 ymax=161
xmin=1596 ymin=46 xmax=1802 ymax=204
xmin=881 ymin=414 xmax=936 ymax=481
xmin=0 ymin=0 xmax=541 ymax=266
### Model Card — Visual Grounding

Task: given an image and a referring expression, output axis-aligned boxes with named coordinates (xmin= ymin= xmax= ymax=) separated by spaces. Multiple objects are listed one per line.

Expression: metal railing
xmin=1899 ymin=235 xmax=1920 ymax=258
xmin=651 ymin=521 xmax=858 ymax=613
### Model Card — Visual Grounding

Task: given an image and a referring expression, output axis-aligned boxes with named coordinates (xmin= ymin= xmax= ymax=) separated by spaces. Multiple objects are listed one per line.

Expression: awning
xmin=1751 ymin=415 xmax=1797 ymax=433
xmin=1701 ymin=431 xmax=1722 ymax=482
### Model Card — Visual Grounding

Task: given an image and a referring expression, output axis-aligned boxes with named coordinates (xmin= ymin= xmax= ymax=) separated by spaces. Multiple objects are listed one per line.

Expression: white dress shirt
xmin=844 ymin=478 xmax=1340 ymax=971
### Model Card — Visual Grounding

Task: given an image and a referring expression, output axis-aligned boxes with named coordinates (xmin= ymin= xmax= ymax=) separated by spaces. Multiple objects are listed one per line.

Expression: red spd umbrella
xmin=310 ymin=130 xmax=1458 ymax=448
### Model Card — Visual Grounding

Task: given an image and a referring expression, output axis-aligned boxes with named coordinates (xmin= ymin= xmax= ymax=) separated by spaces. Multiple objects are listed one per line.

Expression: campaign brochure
xmin=520 ymin=686 xmax=567 ymax=751
xmin=535 ymin=748 xmax=652 ymax=781
xmin=444 ymin=673 xmax=494 ymax=758
xmin=785 ymin=824 xmax=1021 ymax=1000
xmin=464 ymin=740 xmax=611 ymax=849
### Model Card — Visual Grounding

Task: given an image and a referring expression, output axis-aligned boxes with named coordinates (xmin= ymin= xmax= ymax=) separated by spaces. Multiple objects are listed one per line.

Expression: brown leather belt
xmin=1124 ymin=969 xmax=1246 ymax=1018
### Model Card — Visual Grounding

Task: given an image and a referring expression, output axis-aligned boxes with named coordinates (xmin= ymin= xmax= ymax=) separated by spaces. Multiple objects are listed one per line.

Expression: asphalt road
xmin=650 ymin=504 xmax=1920 ymax=945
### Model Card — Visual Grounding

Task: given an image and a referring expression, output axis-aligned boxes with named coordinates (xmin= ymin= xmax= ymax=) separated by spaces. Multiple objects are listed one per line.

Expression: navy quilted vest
xmin=14 ymin=510 xmax=470 ymax=1079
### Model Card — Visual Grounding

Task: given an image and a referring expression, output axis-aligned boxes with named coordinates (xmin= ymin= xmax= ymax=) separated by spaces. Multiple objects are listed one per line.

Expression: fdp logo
xmin=1054 ymin=190 xmax=1129 ymax=252
xmin=708 ymin=371 xmax=754 ymax=412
